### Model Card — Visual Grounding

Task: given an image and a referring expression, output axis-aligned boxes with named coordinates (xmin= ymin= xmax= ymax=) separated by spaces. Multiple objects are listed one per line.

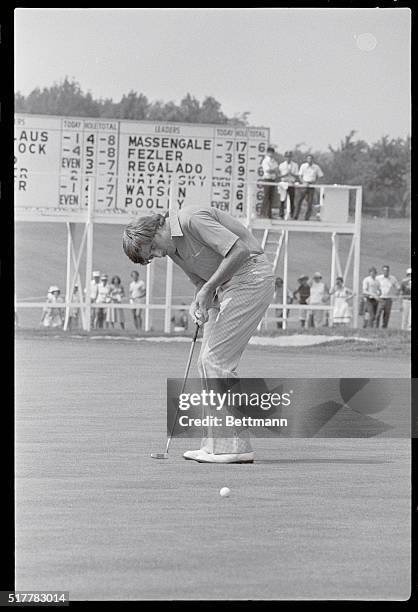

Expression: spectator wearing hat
xmin=295 ymin=155 xmax=324 ymax=220
xmin=260 ymin=146 xmax=279 ymax=219
xmin=107 ymin=275 xmax=126 ymax=329
xmin=40 ymin=286 xmax=64 ymax=328
xmin=273 ymin=277 xmax=293 ymax=328
xmin=95 ymin=274 xmax=111 ymax=329
xmin=278 ymin=151 xmax=299 ymax=219
xmin=362 ymin=267 xmax=381 ymax=328
xmin=293 ymin=275 xmax=311 ymax=328
xmin=329 ymin=276 xmax=353 ymax=326
xmin=376 ymin=265 xmax=400 ymax=328
xmin=400 ymin=268 xmax=411 ymax=331
xmin=308 ymin=272 xmax=329 ymax=327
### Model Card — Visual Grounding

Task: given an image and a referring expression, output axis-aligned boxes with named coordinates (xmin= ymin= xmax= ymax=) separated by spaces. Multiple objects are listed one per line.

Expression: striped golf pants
xmin=198 ymin=254 xmax=275 ymax=454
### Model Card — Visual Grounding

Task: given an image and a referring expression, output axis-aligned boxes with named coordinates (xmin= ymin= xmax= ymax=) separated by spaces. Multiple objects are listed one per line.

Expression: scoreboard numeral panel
xmin=14 ymin=114 xmax=269 ymax=219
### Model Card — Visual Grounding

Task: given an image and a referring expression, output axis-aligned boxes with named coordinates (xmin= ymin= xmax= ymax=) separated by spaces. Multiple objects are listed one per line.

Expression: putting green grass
xmin=15 ymin=337 xmax=410 ymax=600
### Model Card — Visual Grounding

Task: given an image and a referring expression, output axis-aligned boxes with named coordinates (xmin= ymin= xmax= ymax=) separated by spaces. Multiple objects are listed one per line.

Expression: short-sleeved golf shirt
xmin=376 ymin=274 xmax=400 ymax=299
xmin=299 ymin=162 xmax=324 ymax=183
xmin=168 ymin=207 xmax=263 ymax=283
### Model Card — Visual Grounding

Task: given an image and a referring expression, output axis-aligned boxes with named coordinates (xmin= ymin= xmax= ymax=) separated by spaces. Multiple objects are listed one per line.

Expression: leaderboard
xmin=14 ymin=114 xmax=269 ymax=218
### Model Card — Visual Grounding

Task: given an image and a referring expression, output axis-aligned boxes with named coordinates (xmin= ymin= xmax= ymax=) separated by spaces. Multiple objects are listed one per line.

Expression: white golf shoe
xmin=183 ymin=449 xmax=207 ymax=461
xmin=184 ymin=449 xmax=255 ymax=463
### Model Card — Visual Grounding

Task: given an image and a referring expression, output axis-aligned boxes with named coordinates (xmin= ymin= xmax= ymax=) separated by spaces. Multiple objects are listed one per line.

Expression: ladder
xmin=252 ymin=226 xmax=290 ymax=331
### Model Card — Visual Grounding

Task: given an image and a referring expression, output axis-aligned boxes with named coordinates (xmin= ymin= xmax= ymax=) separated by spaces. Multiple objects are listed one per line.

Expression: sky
xmin=14 ymin=7 xmax=411 ymax=152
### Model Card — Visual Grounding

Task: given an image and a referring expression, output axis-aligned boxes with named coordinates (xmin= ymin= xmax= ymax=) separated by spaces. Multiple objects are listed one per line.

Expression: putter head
xmin=151 ymin=453 xmax=169 ymax=459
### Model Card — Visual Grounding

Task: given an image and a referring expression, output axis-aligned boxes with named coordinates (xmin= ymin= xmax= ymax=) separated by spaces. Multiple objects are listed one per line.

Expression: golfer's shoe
xmin=185 ymin=449 xmax=255 ymax=464
xmin=183 ymin=449 xmax=208 ymax=461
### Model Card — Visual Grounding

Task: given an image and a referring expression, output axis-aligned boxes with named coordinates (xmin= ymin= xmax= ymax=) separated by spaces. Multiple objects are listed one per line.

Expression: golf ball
xmin=220 ymin=487 xmax=231 ymax=498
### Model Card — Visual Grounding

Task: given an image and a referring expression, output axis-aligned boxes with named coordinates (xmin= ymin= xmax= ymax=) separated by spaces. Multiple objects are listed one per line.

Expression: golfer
xmin=122 ymin=206 xmax=275 ymax=463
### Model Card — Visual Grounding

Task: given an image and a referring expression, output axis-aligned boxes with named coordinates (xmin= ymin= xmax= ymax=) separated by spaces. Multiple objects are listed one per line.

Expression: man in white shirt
xmin=308 ymin=272 xmax=329 ymax=327
xmin=95 ymin=273 xmax=111 ymax=329
xmin=278 ymin=151 xmax=299 ymax=219
xmin=376 ymin=265 xmax=400 ymax=328
xmin=294 ymin=155 xmax=324 ymax=220
xmin=260 ymin=146 xmax=279 ymax=219
xmin=362 ymin=267 xmax=381 ymax=328
xmin=129 ymin=270 xmax=146 ymax=331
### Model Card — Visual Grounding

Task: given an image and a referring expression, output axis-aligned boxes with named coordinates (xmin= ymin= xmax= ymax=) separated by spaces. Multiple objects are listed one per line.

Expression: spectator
xmin=308 ymin=272 xmax=329 ymax=327
xmin=171 ymin=303 xmax=189 ymax=332
xmin=293 ymin=275 xmax=310 ymax=328
xmin=260 ymin=146 xmax=279 ymax=219
xmin=273 ymin=277 xmax=293 ymax=328
xmin=95 ymin=273 xmax=111 ymax=329
xmin=88 ymin=270 xmax=101 ymax=329
xmin=40 ymin=286 xmax=64 ymax=328
xmin=294 ymin=154 xmax=324 ymax=220
xmin=68 ymin=283 xmax=80 ymax=331
xmin=129 ymin=270 xmax=146 ymax=331
xmin=278 ymin=151 xmax=299 ymax=219
xmin=400 ymin=267 xmax=411 ymax=331
xmin=107 ymin=275 xmax=126 ymax=330
xmin=376 ymin=265 xmax=400 ymax=328
xmin=329 ymin=277 xmax=353 ymax=326
xmin=362 ymin=266 xmax=381 ymax=328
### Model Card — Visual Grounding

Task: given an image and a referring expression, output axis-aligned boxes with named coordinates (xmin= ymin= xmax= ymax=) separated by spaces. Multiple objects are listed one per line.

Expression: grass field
xmin=15 ymin=217 xmax=411 ymax=330
xmin=15 ymin=335 xmax=410 ymax=601
xmin=14 ymin=214 xmax=411 ymax=600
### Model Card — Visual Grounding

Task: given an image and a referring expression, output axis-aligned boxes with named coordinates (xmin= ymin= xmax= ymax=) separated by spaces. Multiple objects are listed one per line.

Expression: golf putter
xmin=151 ymin=322 xmax=200 ymax=459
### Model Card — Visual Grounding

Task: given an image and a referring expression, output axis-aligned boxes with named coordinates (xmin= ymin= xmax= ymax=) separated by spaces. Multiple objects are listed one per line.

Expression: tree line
xmin=15 ymin=78 xmax=410 ymax=216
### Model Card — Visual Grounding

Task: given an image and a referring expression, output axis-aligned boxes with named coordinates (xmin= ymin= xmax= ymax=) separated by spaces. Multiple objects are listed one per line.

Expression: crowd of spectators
xmin=272 ymin=264 xmax=411 ymax=330
xmin=260 ymin=148 xmax=324 ymax=220
xmin=273 ymin=271 xmax=350 ymax=328
xmin=361 ymin=265 xmax=411 ymax=330
xmin=87 ymin=269 xmax=147 ymax=330
xmin=40 ymin=270 xmax=147 ymax=332
xmin=39 ymin=266 xmax=411 ymax=333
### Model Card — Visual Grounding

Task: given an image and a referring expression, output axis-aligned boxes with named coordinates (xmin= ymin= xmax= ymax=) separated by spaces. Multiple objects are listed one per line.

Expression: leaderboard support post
xmin=330 ymin=232 xmax=337 ymax=328
xmin=282 ymin=229 xmax=289 ymax=331
xmin=352 ymin=186 xmax=362 ymax=328
xmin=84 ymin=176 xmax=95 ymax=332
xmin=164 ymin=176 xmax=175 ymax=333
xmin=145 ymin=262 xmax=153 ymax=332
xmin=63 ymin=222 xmax=75 ymax=331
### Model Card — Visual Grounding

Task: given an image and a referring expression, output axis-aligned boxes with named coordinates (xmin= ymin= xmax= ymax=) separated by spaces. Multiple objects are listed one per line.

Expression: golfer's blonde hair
xmin=122 ymin=213 xmax=167 ymax=265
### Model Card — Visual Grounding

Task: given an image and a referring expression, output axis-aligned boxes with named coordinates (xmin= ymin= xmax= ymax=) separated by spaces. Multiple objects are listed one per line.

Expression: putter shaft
xmin=152 ymin=324 xmax=200 ymax=459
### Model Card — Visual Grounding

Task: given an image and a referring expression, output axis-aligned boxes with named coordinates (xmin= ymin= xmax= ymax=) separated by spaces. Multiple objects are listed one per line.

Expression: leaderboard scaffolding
xmin=14 ymin=114 xmax=270 ymax=218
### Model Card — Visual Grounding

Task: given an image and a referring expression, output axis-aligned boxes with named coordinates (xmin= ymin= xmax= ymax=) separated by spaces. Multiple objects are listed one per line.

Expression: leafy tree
xmin=14 ymin=91 xmax=26 ymax=112
xmin=198 ymin=96 xmax=228 ymax=124
xmin=227 ymin=111 xmax=250 ymax=127
xmin=18 ymin=77 xmax=100 ymax=117
xmin=161 ymin=101 xmax=184 ymax=122
xmin=179 ymin=93 xmax=201 ymax=123
xmin=114 ymin=91 xmax=149 ymax=120
xmin=365 ymin=136 xmax=410 ymax=215
xmin=146 ymin=100 xmax=167 ymax=121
